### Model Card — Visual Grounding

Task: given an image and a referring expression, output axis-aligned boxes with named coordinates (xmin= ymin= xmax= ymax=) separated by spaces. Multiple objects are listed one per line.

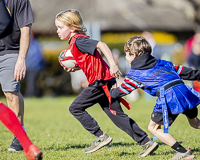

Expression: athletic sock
xmin=0 ymin=102 xmax=33 ymax=153
xmin=171 ymin=142 xmax=187 ymax=153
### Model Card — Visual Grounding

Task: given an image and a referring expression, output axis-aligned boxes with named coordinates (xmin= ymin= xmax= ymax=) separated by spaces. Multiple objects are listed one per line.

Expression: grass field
xmin=0 ymin=95 xmax=200 ymax=160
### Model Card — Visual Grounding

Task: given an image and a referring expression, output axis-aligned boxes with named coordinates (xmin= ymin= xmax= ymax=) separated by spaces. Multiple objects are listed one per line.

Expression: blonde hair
xmin=56 ymin=9 xmax=87 ymax=35
xmin=124 ymin=36 xmax=152 ymax=57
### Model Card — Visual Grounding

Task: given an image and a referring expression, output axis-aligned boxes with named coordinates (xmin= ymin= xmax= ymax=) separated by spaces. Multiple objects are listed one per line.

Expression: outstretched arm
xmin=110 ymin=76 xmax=143 ymax=98
xmin=110 ymin=87 xmax=126 ymax=99
xmin=96 ymin=41 xmax=122 ymax=78
xmin=175 ymin=65 xmax=200 ymax=81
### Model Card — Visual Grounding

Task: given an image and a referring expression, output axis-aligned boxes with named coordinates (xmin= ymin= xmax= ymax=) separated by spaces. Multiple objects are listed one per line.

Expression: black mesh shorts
xmin=151 ymin=107 xmax=198 ymax=126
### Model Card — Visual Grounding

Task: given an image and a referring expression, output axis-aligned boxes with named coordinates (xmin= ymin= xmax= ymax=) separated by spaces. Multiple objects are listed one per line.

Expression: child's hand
xmin=110 ymin=64 xmax=122 ymax=79
xmin=64 ymin=67 xmax=79 ymax=72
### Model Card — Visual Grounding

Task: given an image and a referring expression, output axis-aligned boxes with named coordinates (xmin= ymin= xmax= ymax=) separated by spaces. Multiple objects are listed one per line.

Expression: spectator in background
xmin=171 ymin=43 xmax=184 ymax=65
xmin=184 ymin=27 xmax=200 ymax=63
xmin=184 ymin=34 xmax=196 ymax=62
xmin=187 ymin=31 xmax=200 ymax=92
xmin=25 ymin=34 xmax=44 ymax=97
xmin=142 ymin=31 xmax=159 ymax=58
xmin=187 ymin=32 xmax=200 ymax=69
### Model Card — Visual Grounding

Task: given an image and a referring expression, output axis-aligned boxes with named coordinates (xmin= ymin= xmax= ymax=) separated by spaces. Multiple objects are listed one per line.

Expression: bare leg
xmin=4 ymin=91 xmax=24 ymax=125
xmin=187 ymin=117 xmax=200 ymax=129
xmin=148 ymin=120 xmax=176 ymax=147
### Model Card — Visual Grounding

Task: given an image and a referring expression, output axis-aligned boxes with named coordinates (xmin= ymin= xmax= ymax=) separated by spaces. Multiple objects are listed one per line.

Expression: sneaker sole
xmin=169 ymin=154 xmax=195 ymax=160
xmin=8 ymin=148 xmax=23 ymax=152
xmin=85 ymin=136 xmax=113 ymax=153
xmin=139 ymin=142 xmax=159 ymax=157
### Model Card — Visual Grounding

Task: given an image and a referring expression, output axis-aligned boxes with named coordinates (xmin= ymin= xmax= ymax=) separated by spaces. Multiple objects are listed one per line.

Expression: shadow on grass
xmin=44 ymin=142 xmax=137 ymax=151
xmin=43 ymin=141 xmax=175 ymax=157
xmin=44 ymin=144 xmax=88 ymax=151
xmin=43 ymin=141 xmax=199 ymax=157
xmin=192 ymin=147 xmax=200 ymax=152
xmin=108 ymin=142 xmax=135 ymax=147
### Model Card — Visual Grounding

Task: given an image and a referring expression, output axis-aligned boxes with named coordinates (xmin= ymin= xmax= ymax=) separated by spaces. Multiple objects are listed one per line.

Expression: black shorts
xmin=151 ymin=107 xmax=198 ymax=126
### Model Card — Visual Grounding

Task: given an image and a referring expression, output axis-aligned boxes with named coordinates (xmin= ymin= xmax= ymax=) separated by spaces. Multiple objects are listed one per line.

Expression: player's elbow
xmin=96 ymin=41 xmax=107 ymax=49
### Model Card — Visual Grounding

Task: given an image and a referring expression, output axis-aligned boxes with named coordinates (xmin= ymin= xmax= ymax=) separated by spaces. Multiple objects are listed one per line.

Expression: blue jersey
xmin=127 ymin=59 xmax=180 ymax=96
xmin=111 ymin=58 xmax=200 ymax=133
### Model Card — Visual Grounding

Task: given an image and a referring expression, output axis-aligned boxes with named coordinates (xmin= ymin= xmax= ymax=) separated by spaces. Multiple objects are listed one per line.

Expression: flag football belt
xmin=102 ymin=85 xmax=132 ymax=115
xmin=156 ymin=79 xmax=184 ymax=133
xmin=156 ymin=80 xmax=184 ymax=97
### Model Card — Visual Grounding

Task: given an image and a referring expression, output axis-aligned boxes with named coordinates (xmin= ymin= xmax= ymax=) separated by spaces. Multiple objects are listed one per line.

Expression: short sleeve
xmin=75 ymin=37 xmax=98 ymax=55
xmin=16 ymin=0 xmax=34 ymax=28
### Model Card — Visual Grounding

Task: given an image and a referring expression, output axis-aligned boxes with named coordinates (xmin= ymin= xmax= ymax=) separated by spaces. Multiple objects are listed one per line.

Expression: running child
xmin=110 ymin=35 xmax=200 ymax=159
xmin=55 ymin=9 xmax=158 ymax=157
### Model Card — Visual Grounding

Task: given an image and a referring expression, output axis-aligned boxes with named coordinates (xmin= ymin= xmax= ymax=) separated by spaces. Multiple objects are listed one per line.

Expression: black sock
xmin=171 ymin=142 xmax=187 ymax=153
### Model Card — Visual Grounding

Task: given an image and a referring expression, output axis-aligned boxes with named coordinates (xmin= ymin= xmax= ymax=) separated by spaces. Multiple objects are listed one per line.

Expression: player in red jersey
xmin=55 ymin=9 xmax=158 ymax=157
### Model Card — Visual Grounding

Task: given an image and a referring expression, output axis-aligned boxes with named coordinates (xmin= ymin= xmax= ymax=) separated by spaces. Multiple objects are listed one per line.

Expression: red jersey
xmin=69 ymin=34 xmax=113 ymax=84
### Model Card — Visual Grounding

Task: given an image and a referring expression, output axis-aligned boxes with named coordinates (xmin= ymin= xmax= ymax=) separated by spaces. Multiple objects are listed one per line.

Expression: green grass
xmin=0 ymin=95 xmax=199 ymax=160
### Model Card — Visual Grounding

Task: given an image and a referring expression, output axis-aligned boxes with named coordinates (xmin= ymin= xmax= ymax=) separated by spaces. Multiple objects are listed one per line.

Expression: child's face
xmin=125 ymin=52 xmax=135 ymax=66
xmin=55 ymin=19 xmax=73 ymax=40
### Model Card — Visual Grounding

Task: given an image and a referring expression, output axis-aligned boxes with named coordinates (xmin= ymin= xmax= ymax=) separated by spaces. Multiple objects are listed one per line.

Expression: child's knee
xmin=148 ymin=124 xmax=154 ymax=133
xmin=148 ymin=123 xmax=156 ymax=133
xmin=69 ymin=104 xmax=76 ymax=115
xmin=69 ymin=104 xmax=84 ymax=116
xmin=148 ymin=120 xmax=160 ymax=134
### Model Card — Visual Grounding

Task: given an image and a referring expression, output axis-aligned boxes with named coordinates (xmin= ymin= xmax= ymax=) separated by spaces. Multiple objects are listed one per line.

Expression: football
xmin=58 ymin=49 xmax=79 ymax=69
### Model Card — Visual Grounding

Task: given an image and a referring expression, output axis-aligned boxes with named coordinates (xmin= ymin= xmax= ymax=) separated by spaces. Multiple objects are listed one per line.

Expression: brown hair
xmin=56 ymin=9 xmax=87 ymax=35
xmin=124 ymin=36 xmax=152 ymax=57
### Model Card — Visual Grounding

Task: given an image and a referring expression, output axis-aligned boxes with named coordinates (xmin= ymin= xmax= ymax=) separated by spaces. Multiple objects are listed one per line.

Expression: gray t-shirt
xmin=0 ymin=0 xmax=34 ymax=55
